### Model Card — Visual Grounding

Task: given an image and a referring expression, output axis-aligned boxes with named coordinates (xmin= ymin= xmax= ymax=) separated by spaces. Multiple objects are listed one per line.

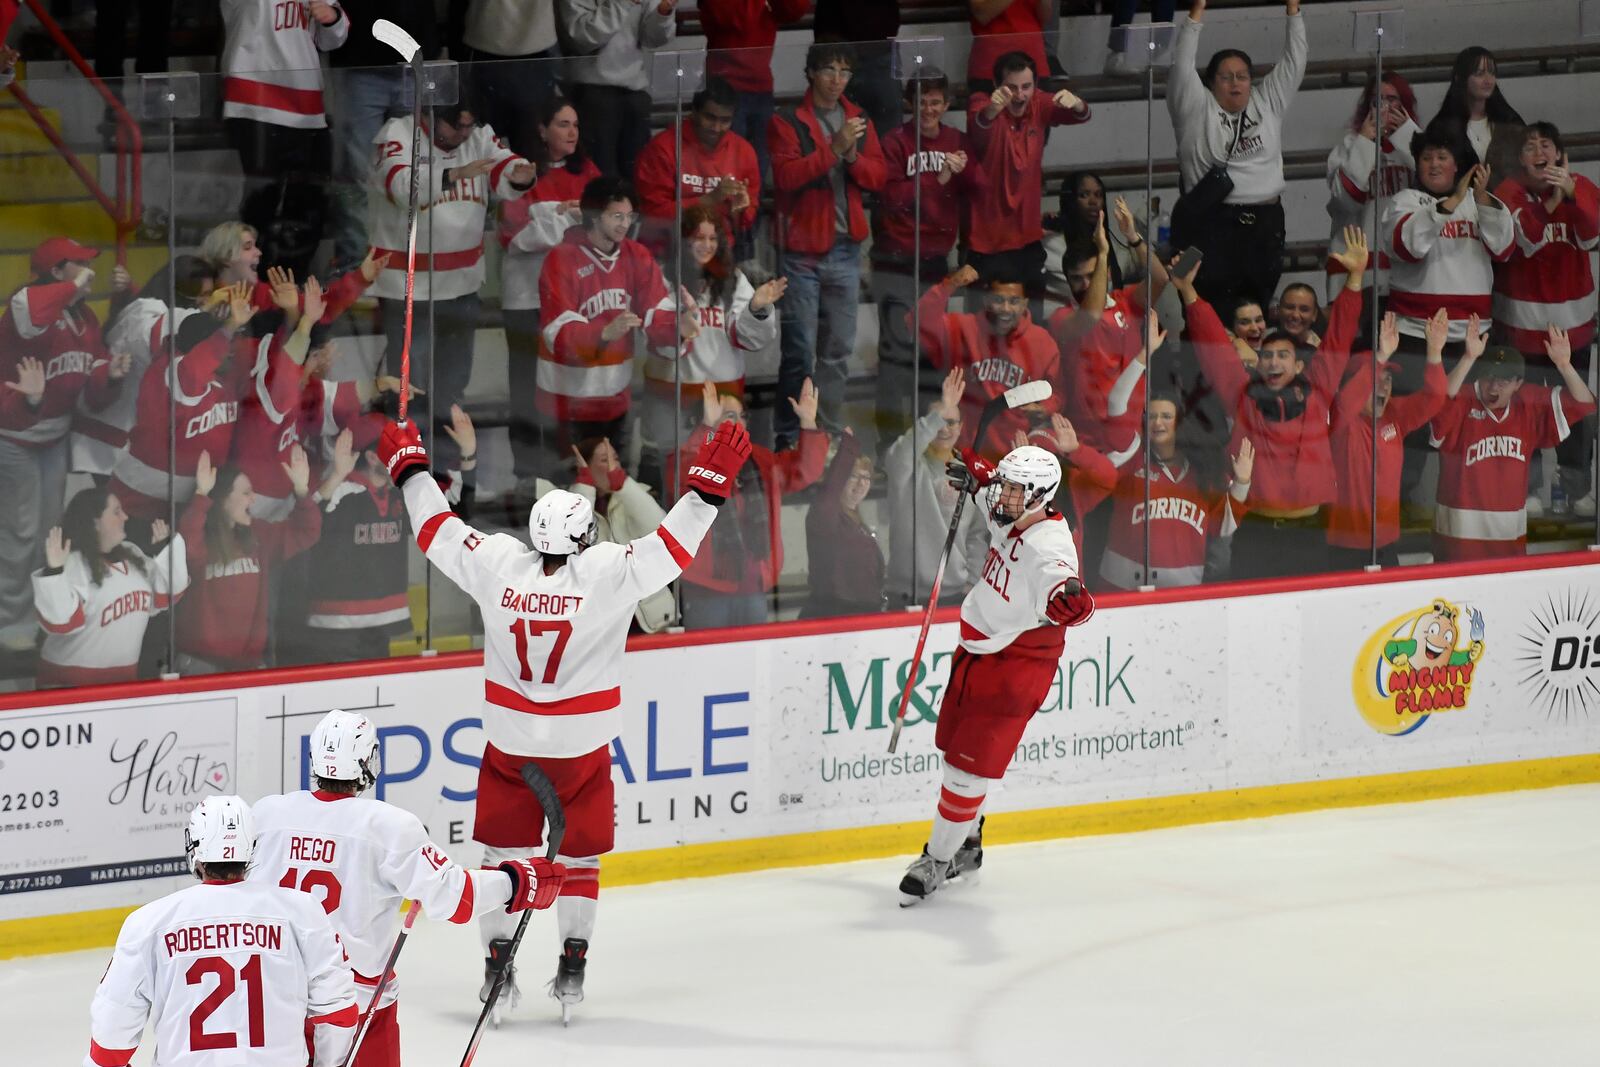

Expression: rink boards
xmin=3 ymin=552 xmax=1599 ymax=957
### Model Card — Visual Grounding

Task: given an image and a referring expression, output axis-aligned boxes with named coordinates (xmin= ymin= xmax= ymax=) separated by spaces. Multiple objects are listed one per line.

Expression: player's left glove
xmin=1045 ymin=577 xmax=1094 ymax=627
xmin=378 ymin=419 xmax=430 ymax=486
xmin=499 ymin=856 xmax=566 ymax=912
xmin=686 ymin=420 xmax=752 ymax=504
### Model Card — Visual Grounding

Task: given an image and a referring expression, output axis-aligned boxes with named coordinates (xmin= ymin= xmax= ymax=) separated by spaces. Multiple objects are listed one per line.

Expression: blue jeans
xmin=328 ymin=67 xmax=407 ymax=271
xmin=777 ymin=241 xmax=860 ymax=447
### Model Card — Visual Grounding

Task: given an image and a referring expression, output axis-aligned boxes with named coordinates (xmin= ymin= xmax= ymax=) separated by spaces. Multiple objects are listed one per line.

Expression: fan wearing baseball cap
xmin=0 ymin=237 xmax=134 ymax=646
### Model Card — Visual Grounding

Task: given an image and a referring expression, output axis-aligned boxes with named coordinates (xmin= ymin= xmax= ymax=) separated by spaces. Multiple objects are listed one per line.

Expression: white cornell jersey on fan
xmin=401 ymin=473 xmax=718 ymax=758
xmin=249 ymin=790 xmax=514 ymax=1010
xmin=86 ymin=879 xmax=358 ymax=1067
xmin=959 ymin=511 xmax=1081 ymax=654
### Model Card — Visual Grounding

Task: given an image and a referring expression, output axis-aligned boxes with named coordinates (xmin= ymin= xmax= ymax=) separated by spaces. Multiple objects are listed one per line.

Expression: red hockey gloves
xmin=499 ymin=856 xmax=566 ymax=912
xmin=378 ymin=419 xmax=429 ymax=486
xmin=945 ymin=448 xmax=997 ymax=495
xmin=1046 ymin=577 xmax=1094 ymax=627
xmin=686 ymin=420 xmax=752 ymax=504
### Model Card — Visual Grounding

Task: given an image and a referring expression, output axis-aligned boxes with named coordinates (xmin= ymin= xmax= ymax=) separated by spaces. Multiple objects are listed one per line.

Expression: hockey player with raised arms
xmin=899 ymin=444 xmax=1097 ymax=905
xmin=377 ymin=411 xmax=752 ymax=1020
xmin=84 ymin=795 xmax=359 ymax=1067
xmin=249 ymin=709 xmax=562 ymax=1064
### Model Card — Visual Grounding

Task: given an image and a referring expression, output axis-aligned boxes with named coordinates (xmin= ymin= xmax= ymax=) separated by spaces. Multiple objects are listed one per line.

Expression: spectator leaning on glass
xmin=872 ymin=68 xmax=984 ymax=451
xmin=885 ymin=367 xmax=984 ymax=608
xmin=498 ymin=96 xmax=601 ymax=488
xmin=555 ymin=0 xmax=676 ymax=180
xmin=674 ymin=381 xmax=829 ymax=628
xmin=1325 ymin=72 xmax=1420 ymax=307
xmin=369 ymin=100 xmax=534 ymax=463
xmin=1167 ymin=0 xmax=1306 ymax=314
xmin=1175 ymin=227 xmax=1370 ymax=580
xmin=967 ymin=52 xmax=1090 ymax=321
xmin=768 ymin=42 xmax=887 ymax=448
xmin=966 ymin=0 xmax=1051 ymax=93
xmin=0 ymin=238 xmax=132 ymax=648
xmin=219 ymin=0 xmax=347 ymax=279
xmin=33 ymin=488 xmax=188 ymax=688
xmin=1327 ymin=311 xmax=1446 ymax=571
xmin=698 ymin=0 xmax=813 ymax=182
xmin=802 ymin=429 xmax=886 ymax=619
xmin=177 ymin=448 xmax=322 ymax=674
xmin=634 ymin=78 xmax=761 ymax=259
xmin=1493 ymin=121 xmax=1600 ymax=519
xmin=1427 ymin=47 xmax=1524 ymax=173
xmin=1430 ymin=326 xmax=1596 ymax=561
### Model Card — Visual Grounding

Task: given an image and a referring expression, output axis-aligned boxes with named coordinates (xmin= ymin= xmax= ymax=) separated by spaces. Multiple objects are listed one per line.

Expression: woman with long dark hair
xmin=499 ymin=96 xmax=602 ymax=486
xmin=33 ymin=486 xmax=187 ymax=686
xmin=1051 ymin=171 xmax=1145 ymax=289
xmin=1429 ymin=47 xmax=1525 ymax=170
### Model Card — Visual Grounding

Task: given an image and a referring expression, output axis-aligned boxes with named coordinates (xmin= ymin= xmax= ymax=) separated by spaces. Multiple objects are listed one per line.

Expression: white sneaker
xmin=1103 ymin=50 xmax=1137 ymax=77
xmin=1572 ymin=493 xmax=1597 ymax=520
xmin=1525 ymin=494 xmax=1545 ymax=519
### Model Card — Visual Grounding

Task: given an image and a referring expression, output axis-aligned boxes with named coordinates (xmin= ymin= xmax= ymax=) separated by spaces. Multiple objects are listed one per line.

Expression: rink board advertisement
xmin=4 ymin=559 xmax=1600 ymax=927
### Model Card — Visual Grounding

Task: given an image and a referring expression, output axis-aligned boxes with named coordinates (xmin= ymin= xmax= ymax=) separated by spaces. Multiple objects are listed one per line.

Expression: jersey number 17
xmin=509 ymin=619 xmax=572 ymax=684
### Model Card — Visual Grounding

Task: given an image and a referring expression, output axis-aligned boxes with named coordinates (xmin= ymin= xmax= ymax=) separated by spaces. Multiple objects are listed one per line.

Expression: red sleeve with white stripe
xmin=379 ymin=816 xmax=513 ymax=924
xmin=539 ymin=245 xmax=610 ymax=363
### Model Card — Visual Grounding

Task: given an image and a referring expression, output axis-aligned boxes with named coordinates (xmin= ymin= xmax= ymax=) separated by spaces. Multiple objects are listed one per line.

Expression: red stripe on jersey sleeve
xmin=958 ymin=618 xmax=989 ymax=643
xmin=38 ymin=600 xmax=86 ymax=634
xmin=416 ymin=511 xmax=457 ymax=553
xmin=449 ymin=872 xmax=476 ymax=924
xmin=88 ymin=1040 xmax=137 ymax=1066
xmin=309 ymin=1004 xmax=360 ymax=1028
xmin=657 ymin=525 xmax=692 ymax=569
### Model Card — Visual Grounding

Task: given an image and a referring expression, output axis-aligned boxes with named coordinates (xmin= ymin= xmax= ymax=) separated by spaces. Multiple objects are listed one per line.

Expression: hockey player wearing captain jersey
xmin=899 ymin=443 xmax=1096 ymax=904
xmin=376 ymin=410 xmax=753 ymax=1020
xmin=250 ymin=710 xmax=563 ymax=1065
xmin=85 ymin=795 xmax=360 ymax=1067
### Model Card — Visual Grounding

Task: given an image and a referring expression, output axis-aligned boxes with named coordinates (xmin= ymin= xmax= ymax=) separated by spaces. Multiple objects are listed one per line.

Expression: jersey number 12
xmin=509 ymin=619 xmax=572 ymax=684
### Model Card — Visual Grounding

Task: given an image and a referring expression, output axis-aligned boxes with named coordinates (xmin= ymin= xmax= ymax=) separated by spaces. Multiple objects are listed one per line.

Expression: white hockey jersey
xmin=86 ymin=878 xmax=357 ymax=1067
xmin=249 ymin=790 xmax=513 ymax=1009
xmin=1384 ymin=187 xmax=1515 ymax=340
xmin=1324 ymin=119 xmax=1418 ymax=299
xmin=221 ymin=0 xmax=348 ymax=129
xmin=644 ymin=272 xmax=778 ymax=400
xmin=33 ymin=538 xmax=188 ymax=688
xmin=401 ymin=472 xmax=718 ymax=757
xmin=368 ymin=118 xmax=530 ymax=302
xmin=958 ymin=509 xmax=1081 ymax=655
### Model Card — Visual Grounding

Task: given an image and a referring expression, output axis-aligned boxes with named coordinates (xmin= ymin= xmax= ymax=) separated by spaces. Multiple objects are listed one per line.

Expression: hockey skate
xmin=480 ymin=938 xmax=520 ymax=1028
xmin=898 ymin=846 xmax=952 ymax=907
xmin=547 ymin=937 xmax=587 ymax=1026
xmin=949 ymin=815 xmax=984 ymax=883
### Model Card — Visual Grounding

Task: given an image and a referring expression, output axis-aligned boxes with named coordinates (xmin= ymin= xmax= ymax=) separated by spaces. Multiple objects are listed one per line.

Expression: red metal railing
xmin=2 ymin=0 xmax=141 ymax=264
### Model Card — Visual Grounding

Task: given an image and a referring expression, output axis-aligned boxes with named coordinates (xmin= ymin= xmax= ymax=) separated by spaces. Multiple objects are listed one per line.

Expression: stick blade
xmin=1002 ymin=379 xmax=1052 ymax=409
xmin=371 ymin=18 xmax=421 ymax=62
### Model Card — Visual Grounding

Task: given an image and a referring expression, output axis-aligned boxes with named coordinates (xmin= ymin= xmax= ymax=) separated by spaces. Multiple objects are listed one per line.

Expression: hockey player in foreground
xmin=85 ymin=796 xmax=359 ymax=1066
xmin=899 ymin=444 xmax=1097 ymax=905
xmin=378 ymin=413 xmax=752 ymax=1021
xmin=249 ymin=710 xmax=565 ymax=1064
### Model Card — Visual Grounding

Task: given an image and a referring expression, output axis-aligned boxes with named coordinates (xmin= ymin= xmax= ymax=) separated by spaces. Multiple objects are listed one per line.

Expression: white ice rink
xmin=8 ymin=784 xmax=1599 ymax=1067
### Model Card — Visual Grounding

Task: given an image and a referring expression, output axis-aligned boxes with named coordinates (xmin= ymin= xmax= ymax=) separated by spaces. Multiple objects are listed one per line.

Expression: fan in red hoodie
xmin=634 ymin=78 xmax=761 ymax=257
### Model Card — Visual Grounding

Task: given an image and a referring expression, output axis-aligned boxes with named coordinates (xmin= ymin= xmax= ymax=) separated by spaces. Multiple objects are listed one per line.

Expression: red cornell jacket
xmin=874 ymin=122 xmax=985 ymax=261
xmin=967 ymin=91 xmax=1090 ymax=254
xmin=768 ymin=90 xmax=887 ymax=255
xmin=1327 ymin=356 xmax=1446 ymax=549
xmin=1492 ymin=176 xmax=1600 ymax=361
xmin=1187 ymin=286 xmax=1361 ymax=512
xmin=0 ymin=280 xmax=116 ymax=446
xmin=634 ymin=122 xmax=762 ymax=251
xmin=916 ymin=279 xmax=1063 ymax=461
xmin=700 ymin=0 xmax=813 ymax=94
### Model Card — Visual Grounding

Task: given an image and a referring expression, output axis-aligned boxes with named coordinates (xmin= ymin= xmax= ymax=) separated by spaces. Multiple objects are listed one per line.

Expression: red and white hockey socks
xmin=927 ymin=760 xmax=990 ymax=862
xmin=556 ymin=855 xmax=599 ymax=943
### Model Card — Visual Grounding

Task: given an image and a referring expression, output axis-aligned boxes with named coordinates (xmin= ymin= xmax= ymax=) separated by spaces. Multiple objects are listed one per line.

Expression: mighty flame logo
xmin=1351 ymin=598 xmax=1487 ymax=735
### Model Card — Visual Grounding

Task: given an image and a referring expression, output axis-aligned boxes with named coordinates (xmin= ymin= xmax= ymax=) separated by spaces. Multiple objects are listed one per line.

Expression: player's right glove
xmin=945 ymin=447 xmax=997 ymax=496
xmin=378 ymin=419 xmax=430 ymax=486
xmin=499 ymin=856 xmax=566 ymax=912
xmin=1045 ymin=577 xmax=1095 ymax=627
xmin=686 ymin=420 xmax=752 ymax=504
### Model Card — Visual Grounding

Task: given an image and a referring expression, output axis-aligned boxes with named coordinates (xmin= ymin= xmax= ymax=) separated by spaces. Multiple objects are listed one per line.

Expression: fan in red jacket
xmin=634 ymin=78 xmax=761 ymax=257
xmin=699 ymin=0 xmax=813 ymax=177
xmin=915 ymin=263 xmax=1063 ymax=462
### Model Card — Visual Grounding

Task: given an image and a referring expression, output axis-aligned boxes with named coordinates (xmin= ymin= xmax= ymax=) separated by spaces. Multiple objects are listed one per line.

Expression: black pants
xmin=1230 ymin=509 xmax=1328 ymax=581
xmin=1181 ymin=201 xmax=1286 ymax=314
xmin=93 ymin=0 xmax=171 ymax=81
xmin=565 ymin=82 xmax=653 ymax=180
xmin=964 ymin=241 xmax=1048 ymax=325
xmin=870 ymin=253 xmax=950 ymax=452
xmin=1327 ymin=544 xmax=1399 ymax=572
xmin=381 ymin=292 xmax=481 ymax=465
xmin=505 ymin=307 xmax=544 ymax=483
xmin=462 ymin=47 xmax=561 ymax=158
xmin=226 ymin=119 xmax=332 ymax=280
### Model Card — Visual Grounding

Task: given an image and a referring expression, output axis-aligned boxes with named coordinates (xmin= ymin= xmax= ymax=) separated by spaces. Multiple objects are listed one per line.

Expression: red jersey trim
xmin=88 ymin=1040 xmax=136 ymax=1066
xmin=38 ymin=601 xmax=85 ymax=634
xmin=485 ymin=681 xmax=622 ymax=717
xmin=308 ymin=1004 xmax=360 ymax=1028
xmin=657 ymin=526 xmax=692 ymax=569
xmin=374 ymin=247 xmax=482 ymax=272
xmin=959 ymin=618 xmax=989 ymax=643
xmin=448 ymin=873 xmax=475 ymax=924
xmin=222 ymin=77 xmax=324 ymax=116
xmin=416 ymin=512 xmax=456 ymax=553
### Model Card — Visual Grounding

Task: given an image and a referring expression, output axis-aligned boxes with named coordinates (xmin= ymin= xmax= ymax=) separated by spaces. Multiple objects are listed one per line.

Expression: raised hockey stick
xmin=371 ymin=18 xmax=426 ymax=423
xmin=458 ymin=762 xmax=568 ymax=1067
xmin=886 ymin=379 xmax=1054 ymax=755
xmin=339 ymin=898 xmax=422 ymax=1067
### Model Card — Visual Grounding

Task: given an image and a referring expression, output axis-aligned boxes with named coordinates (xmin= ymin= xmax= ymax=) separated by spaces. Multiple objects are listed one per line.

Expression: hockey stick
xmin=338 ymin=898 xmax=422 ymax=1067
xmin=886 ymin=379 xmax=1054 ymax=755
xmin=458 ymin=762 xmax=568 ymax=1067
xmin=371 ymin=18 xmax=426 ymax=423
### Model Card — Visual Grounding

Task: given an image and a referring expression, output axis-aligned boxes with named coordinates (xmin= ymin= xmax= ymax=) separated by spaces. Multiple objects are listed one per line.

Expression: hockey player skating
xmin=84 ymin=796 xmax=359 ymax=1067
xmin=249 ymin=709 xmax=565 ymax=1064
xmin=899 ymin=444 xmax=1097 ymax=905
xmin=378 ymin=414 xmax=752 ymax=1022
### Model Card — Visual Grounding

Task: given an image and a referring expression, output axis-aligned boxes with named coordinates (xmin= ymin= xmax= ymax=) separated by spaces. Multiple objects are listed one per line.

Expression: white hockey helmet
xmin=309 ymin=709 xmax=380 ymax=791
xmin=528 ymin=488 xmax=598 ymax=556
xmin=185 ymin=795 xmax=255 ymax=874
xmin=984 ymin=444 xmax=1062 ymax=525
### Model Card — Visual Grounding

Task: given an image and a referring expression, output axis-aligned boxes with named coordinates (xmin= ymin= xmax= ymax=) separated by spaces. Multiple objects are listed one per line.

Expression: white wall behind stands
xmin=3 ymin=554 xmax=1599 ymax=952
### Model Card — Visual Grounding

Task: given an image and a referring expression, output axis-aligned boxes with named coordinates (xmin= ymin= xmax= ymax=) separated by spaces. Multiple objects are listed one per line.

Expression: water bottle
xmin=1551 ymin=479 xmax=1569 ymax=516
xmin=1152 ymin=196 xmax=1171 ymax=250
